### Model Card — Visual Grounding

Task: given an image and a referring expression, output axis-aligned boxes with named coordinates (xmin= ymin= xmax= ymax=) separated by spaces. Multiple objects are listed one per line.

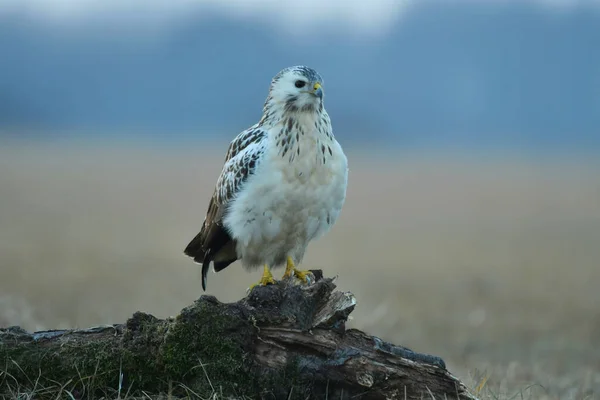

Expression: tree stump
xmin=0 ymin=271 xmax=478 ymax=399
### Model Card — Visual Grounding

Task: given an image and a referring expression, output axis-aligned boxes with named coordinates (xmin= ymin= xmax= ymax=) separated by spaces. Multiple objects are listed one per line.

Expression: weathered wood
xmin=0 ymin=272 xmax=478 ymax=400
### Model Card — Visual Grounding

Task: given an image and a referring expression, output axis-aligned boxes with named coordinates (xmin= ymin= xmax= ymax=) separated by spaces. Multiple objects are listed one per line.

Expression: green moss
xmin=160 ymin=299 xmax=256 ymax=397
xmin=1 ymin=300 xmax=313 ymax=399
xmin=1 ymin=315 xmax=169 ymax=397
xmin=159 ymin=298 xmax=310 ymax=398
xmin=122 ymin=312 xmax=170 ymax=390
xmin=1 ymin=338 xmax=129 ymax=397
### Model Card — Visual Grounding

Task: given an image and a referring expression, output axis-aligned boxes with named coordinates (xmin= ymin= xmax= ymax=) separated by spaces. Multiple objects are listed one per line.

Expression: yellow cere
xmin=313 ymin=82 xmax=321 ymax=91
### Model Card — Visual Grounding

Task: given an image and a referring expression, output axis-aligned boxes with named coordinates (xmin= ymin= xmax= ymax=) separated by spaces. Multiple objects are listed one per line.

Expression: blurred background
xmin=1 ymin=0 xmax=599 ymax=398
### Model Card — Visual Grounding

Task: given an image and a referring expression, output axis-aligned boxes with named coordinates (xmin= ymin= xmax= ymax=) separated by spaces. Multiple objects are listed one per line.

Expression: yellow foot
xmin=292 ymin=269 xmax=313 ymax=284
xmin=248 ymin=264 xmax=276 ymax=292
xmin=282 ymin=256 xmax=313 ymax=285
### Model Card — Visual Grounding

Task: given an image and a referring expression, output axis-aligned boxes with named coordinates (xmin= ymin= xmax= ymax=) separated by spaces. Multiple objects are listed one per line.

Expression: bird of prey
xmin=184 ymin=66 xmax=348 ymax=291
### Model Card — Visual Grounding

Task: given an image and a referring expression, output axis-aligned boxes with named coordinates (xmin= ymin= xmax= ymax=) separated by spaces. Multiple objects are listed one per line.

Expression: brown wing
xmin=183 ymin=125 xmax=267 ymax=291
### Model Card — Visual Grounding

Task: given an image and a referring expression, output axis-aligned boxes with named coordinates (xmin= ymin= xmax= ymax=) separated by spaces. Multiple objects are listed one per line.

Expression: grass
xmin=0 ymin=140 xmax=599 ymax=399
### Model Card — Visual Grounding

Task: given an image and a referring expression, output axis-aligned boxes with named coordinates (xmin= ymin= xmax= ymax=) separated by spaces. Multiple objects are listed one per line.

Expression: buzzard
xmin=184 ymin=66 xmax=348 ymax=291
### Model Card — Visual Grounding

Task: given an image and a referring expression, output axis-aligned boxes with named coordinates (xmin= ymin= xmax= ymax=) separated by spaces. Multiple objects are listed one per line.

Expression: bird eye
xmin=294 ymin=80 xmax=306 ymax=88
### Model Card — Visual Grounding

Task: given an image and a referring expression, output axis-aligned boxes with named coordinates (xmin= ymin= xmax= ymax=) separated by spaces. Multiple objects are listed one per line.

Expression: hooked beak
xmin=311 ymin=82 xmax=323 ymax=99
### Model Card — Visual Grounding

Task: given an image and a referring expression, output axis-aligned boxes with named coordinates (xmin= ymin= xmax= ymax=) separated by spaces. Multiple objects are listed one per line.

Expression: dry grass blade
xmin=475 ymin=375 xmax=489 ymax=394
xmin=196 ymin=359 xmax=214 ymax=394
xmin=426 ymin=386 xmax=436 ymax=400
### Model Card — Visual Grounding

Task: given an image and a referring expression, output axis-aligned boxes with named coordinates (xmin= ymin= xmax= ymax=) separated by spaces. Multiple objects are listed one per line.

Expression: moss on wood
xmin=1 ymin=275 xmax=476 ymax=400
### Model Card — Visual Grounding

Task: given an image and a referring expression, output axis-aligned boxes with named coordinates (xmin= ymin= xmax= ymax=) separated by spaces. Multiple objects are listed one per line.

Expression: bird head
xmin=267 ymin=66 xmax=324 ymax=113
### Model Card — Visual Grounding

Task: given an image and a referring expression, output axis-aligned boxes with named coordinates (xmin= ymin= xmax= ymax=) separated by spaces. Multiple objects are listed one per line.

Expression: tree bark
xmin=1 ymin=272 xmax=478 ymax=400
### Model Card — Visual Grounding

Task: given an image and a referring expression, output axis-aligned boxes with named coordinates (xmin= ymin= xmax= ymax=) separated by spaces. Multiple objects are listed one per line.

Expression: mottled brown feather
xmin=183 ymin=126 xmax=267 ymax=290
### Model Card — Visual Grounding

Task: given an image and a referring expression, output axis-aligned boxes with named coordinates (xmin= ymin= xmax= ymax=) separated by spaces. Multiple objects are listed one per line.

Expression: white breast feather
xmin=223 ymin=112 xmax=348 ymax=271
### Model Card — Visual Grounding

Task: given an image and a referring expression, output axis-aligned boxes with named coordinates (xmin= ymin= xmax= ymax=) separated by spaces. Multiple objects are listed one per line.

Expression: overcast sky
xmin=1 ymin=0 xmax=598 ymax=36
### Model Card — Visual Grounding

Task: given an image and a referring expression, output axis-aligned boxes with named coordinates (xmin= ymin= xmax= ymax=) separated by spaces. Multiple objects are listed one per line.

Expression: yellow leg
xmin=282 ymin=256 xmax=312 ymax=284
xmin=282 ymin=257 xmax=295 ymax=279
xmin=248 ymin=264 xmax=276 ymax=291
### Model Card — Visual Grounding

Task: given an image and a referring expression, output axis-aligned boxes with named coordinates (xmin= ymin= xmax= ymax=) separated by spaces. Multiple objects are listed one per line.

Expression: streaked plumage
xmin=184 ymin=66 xmax=348 ymax=291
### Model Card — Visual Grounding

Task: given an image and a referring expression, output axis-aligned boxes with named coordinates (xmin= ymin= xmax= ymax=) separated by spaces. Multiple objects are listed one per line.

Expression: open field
xmin=1 ymin=140 xmax=599 ymax=399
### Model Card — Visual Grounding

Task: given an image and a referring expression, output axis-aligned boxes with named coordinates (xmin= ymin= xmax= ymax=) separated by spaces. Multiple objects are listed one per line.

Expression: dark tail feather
xmin=213 ymin=259 xmax=235 ymax=273
xmin=184 ymin=231 xmax=211 ymax=291
xmin=201 ymin=249 xmax=213 ymax=292
xmin=183 ymin=231 xmax=205 ymax=260
xmin=184 ymin=224 xmax=234 ymax=291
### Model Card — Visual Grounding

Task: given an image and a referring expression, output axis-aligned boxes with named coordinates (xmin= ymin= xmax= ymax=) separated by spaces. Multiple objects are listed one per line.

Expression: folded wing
xmin=184 ymin=125 xmax=268 ymax=290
